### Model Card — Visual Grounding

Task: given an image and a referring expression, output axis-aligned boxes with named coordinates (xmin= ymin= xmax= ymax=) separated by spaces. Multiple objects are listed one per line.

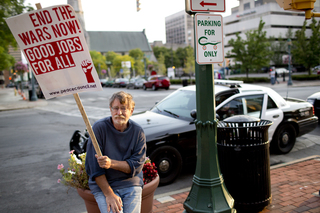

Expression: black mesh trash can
xmin=217 ymin=115 xmax=273 ymax=213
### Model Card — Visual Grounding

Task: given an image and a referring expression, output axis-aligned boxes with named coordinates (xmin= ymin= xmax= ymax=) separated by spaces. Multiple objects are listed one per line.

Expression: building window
xmin=244 ymin=2 xmax=250 ymax=10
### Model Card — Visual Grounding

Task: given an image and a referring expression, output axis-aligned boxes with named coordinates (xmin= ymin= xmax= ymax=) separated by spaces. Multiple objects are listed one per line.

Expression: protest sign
xmin=6 ymin=4 xmax=103 ymax=156
xmin=6 ymin=4 xmax=102 ymax=99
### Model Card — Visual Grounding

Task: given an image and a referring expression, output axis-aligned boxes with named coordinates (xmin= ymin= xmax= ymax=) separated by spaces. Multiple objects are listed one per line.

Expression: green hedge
xmin=170 ymin=79 xmax=196 ymax=85
xmin=227 ymin=77 xmax=270 ymax=83
xmin=292 ymin=74 xmax=320 ymax=80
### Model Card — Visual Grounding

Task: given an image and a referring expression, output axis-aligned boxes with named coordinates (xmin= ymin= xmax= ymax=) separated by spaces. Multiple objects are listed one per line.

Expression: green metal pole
xmin=183 ymin=15 xmax=236 ymax=213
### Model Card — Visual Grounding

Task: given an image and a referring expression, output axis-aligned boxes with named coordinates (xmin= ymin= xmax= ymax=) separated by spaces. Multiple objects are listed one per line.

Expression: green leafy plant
xmin=58 ymin=152 xmax=158 ymax=190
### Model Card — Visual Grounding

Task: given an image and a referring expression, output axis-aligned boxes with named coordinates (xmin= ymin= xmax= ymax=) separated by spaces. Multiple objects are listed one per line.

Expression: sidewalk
xmin=153 ymin=156 xmax=320 ymax=213
xmin=0 ymin=87 xmax=47 ymax=111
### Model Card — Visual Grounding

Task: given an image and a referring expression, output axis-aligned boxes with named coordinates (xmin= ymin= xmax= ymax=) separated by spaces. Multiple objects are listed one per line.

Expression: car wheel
xmin=271 ymin=124 xmax=296 ymax=154
xmin=165 ymin=87 xmax=169 ymax=90
xmin=143 ymin=85 xmax=147 ymax=90
xmin=150 ymin=146 xmax=182 ymax=185
xmin=152 ymin=84 xmax=157 ymax=91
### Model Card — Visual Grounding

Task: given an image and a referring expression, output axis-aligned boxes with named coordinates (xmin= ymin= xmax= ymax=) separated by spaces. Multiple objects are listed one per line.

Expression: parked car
xmin=312 ymin=65 xmax=320 ymax=72
xmin=112 ymin=78 xmax=129 ymax=88
xmin=105 ymin=79 xmax=114 ymax=87
xmin=307 ymin=92 xmax=320 ymax=123
xmin=100 ymin=79 xmax=108 ymax=87
xmin=143 ymin=75 xmax=170 ymax=90
xmin=130 ymin=80 xmax=318 ymax=185
xmin=127 ymin=78 xmax=146 ymax=89
xmin=275 ymin=68 xmax=289 ymax=77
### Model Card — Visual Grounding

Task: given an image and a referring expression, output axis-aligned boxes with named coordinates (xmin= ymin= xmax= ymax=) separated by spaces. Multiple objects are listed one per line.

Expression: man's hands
xmin=95 ymin=154 xmax=111 ymax=169
xmin=105 ymin=191 xmax=123 ymax=213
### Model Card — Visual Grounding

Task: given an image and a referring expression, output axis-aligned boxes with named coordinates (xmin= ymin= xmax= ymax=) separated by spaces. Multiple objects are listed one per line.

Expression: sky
xmin=23 ymin=0 xmax=239 ymax=43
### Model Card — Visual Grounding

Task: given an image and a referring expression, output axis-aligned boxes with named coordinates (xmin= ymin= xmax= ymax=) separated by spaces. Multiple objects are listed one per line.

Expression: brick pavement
xmin=152 ymin=156 xmax=320 ymax=213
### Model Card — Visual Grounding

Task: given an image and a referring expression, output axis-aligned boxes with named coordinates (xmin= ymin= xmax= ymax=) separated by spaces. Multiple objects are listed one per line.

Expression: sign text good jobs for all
xmin=6 ymin=5 xmax=102 ymax=99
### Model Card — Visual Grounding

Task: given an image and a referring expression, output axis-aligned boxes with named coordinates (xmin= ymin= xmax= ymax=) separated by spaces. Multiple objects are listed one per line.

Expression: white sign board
xmin=190 ymin=0 xmax=225 ymax=12
xmin=195 ymin=14 xmax=224 ymax=64
xmin=6 ymin=5 xmax=102 ymax=99
xmin=121 ymin=61 xmax=131 ymax=68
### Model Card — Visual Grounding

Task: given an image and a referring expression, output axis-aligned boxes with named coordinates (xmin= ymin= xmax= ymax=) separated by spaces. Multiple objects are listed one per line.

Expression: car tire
xmin=271 ymin=123 xmax=296 ymax=154
xmin=150 ymin=146 xmax=182 ymax=185
xmin=165 ymin=87 xmax=169 ymax=90
xmin=143 ymin=85 xmax=147 ymax=90
xmin=152 ymin=84 xmax=157 ymax=91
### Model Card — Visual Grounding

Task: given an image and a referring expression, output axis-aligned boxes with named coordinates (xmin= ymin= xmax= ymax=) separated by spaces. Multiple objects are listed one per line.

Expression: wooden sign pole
xmin=73 ymin=93 xmax=102 ymax=157
xmin=35 ymin=3 xmax=102 ymax=157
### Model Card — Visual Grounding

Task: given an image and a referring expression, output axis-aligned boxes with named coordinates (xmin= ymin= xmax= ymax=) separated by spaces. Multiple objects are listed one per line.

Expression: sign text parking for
xmin=195 ymin=14 xmax=224 ymax=64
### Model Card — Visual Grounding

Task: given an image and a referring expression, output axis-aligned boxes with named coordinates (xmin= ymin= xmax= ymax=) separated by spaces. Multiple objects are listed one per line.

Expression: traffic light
xmin=137 ymin=0 xmax=141 ymax=12
xmin=276 ymin=0 xmax=320 ymax=19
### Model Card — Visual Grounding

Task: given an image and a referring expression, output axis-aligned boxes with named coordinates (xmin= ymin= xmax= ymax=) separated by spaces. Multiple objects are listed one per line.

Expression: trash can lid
xmin=223 ymin=115 xmax=260 ymax=122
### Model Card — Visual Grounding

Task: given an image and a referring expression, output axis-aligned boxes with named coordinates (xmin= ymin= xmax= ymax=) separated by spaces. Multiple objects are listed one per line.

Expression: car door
xmin=216 ymin=91 xmax=283 ymax=142
xmin=262 ymin=95 xmax=283 ymax=141
xmin=216 ymin=92 xmax=266 ymax=120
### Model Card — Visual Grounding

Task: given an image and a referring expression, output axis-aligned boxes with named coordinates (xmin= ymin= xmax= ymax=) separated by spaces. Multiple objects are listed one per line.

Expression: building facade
xmin=165 ymin=10 xmax=194 ymax=47
xmin=224 ymin=0 xmax=320 ymax=59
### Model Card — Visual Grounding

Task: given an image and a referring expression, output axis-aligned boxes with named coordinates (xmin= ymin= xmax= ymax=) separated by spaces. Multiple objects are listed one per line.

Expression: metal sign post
xmin=183 ymin=0 xmax=236 ymax=212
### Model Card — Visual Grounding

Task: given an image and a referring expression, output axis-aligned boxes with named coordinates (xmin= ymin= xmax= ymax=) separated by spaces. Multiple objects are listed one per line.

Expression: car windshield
xmin=150 ymin=89 xmax=196 ymax=120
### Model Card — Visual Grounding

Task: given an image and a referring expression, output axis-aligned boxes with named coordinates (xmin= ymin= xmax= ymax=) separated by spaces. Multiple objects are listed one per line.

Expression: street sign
xmin=190 ymin=0 xmax=225 ymax=12
xmin=195 ymin=14 xmax=224 ymax=64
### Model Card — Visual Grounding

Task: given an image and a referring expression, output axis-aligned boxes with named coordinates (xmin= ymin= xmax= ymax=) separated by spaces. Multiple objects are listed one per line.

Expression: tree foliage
xmin=227 ymin=20 xmax=272 ymax=77
xmin=269 ymin=29 xmax=294 ymax=67
xmin=89 ymin=51 xmax=107 ymax=77
xmin=129 ymin=48 xmax=144 ymax=76
xmin=292 ymin=18 xmax=320 ymax=75
xmin=0 ymin=0 xmax=33 ymax=71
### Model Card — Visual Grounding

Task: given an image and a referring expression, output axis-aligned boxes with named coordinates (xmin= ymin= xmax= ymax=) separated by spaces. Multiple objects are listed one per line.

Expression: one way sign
xmin=190 ymin=0 xmax=225 ymax=12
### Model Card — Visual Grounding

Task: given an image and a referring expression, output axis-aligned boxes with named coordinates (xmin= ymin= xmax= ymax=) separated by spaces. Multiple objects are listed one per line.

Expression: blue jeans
xmin=93 ymin=186 xmax=142 ymax=213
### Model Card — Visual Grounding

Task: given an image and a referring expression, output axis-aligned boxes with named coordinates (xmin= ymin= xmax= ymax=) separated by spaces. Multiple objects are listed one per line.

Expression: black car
xmin=307 ymin=92 xmax=320 ymax=123
xmin=130 ymin=80 xmax=318 ymax=185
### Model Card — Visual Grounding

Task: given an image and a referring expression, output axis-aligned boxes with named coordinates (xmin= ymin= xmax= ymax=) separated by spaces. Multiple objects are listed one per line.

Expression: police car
xmin=131 ymin=80 xmax=318 ymax=185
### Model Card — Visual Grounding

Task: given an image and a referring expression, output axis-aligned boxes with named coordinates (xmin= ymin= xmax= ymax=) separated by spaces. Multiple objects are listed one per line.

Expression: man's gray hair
xmin=109 ymin=91 xmax=135 ymax=109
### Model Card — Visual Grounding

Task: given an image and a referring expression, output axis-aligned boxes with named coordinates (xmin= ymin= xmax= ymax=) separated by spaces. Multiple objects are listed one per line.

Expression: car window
xmin=217 ymin=94 xmax=263 ymax=120
xmin=267 ymin=96 xmax=278 ymax=109
xmin=151 ymin=90 xmax=196 ymax=120
xmin=215 ymin=90 xmax=239 ymax=107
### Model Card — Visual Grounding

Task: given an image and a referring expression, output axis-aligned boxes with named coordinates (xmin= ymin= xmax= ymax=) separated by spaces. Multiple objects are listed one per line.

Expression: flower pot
xmin=77 ymin=188 xmax=100 ymax=213
xmin=76 ymin=175 xmax=159 ymax=213
xmin=141 ymin=175 xmax=160 ymax=213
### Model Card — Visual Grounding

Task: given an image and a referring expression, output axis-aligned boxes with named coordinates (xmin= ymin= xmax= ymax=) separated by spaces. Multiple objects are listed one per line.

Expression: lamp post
xmin=28 ymin=64 xmax=38 ymax=101
xmin=183 ymin=15 xmax=236 ymax=213
xmin=287 ymin=38 xmax=293 ymax=86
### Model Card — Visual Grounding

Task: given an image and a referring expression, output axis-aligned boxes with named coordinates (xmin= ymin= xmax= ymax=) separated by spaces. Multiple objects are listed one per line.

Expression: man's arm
xmin=95 ymin=154 xmax=131 ymax=174
xmin=95 ymin=175 xmax=123 ymax=213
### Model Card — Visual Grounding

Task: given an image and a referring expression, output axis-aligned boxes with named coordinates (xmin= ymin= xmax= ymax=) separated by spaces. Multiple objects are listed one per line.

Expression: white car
xmin=275 ymin=68 xmax=290 ymax=76
xmin=131 ymin=80 xmax=318 ymax=184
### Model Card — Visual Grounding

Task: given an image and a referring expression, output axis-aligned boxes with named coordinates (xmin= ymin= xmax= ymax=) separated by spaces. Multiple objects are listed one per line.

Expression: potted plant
xmin=57 ymin=151 xmax=159 ymax=213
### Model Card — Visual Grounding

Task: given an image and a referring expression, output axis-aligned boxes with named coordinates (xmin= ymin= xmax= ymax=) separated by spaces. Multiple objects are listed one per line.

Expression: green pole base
xmin=183 ymin=175 xmax=236 ymax=213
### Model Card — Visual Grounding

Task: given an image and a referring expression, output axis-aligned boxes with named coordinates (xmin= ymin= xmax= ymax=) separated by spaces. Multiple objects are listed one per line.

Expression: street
xmin=0 ymin=85 xmax=319 ymax=213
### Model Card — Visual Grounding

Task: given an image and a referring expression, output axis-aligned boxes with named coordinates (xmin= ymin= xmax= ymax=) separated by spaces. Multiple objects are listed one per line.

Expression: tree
xmin=183 ymin=46 xmax=195 ymax=77
xmin=292 ymin=18 xmax=320 ymax=75
xmin=112 ymin=55 xmax=134 ymax=77
xmin=227 ymin=19 xmax=272 ymax=77
xmin=89 ymin=51 xmax=107 ymax=77
xmin=0 ymin=0 xmax=33 ymax=71
xmin=129 ymin=48 xmax=144 ymax=76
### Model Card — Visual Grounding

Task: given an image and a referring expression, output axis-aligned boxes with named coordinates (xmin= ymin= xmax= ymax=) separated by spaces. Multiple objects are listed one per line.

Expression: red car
xmin=143 ymin=75 xmax=170 ymax=90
